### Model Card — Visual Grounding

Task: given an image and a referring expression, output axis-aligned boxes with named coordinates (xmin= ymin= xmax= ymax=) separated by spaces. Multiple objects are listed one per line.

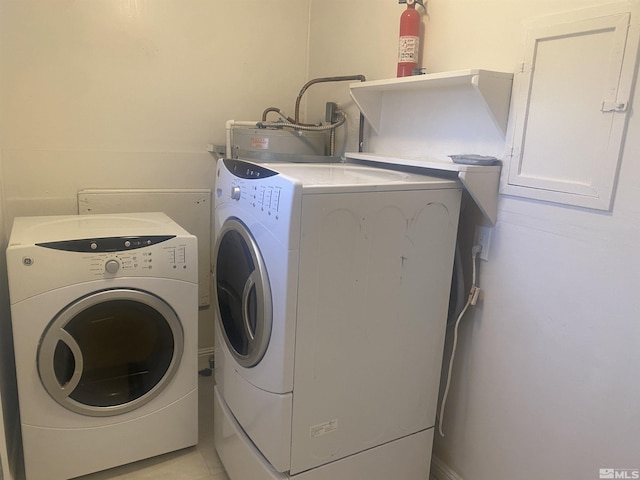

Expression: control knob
xmin=231 ymin=186 xmax=241 ymax=200
xmin=105 ymin=259 xmax=120 ymax=274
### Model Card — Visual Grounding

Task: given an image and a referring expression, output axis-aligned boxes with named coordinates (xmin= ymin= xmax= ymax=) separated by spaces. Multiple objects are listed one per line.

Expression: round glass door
xmin=38 ymin=288 xmax=183 ymax=417
xmin=214 ymin=218 xmax=272 ymax=367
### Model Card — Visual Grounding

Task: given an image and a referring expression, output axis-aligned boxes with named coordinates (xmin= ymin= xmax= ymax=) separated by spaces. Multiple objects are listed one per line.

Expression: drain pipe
xmin=292 ymin=75 xmax=367 ymax=153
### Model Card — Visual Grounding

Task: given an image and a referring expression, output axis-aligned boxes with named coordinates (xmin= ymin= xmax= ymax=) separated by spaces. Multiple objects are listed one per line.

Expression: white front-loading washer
xmin=6 ymin=212 xmax=199 ymax=480
xmin=213 ymin=159 xmax=462 ymax=480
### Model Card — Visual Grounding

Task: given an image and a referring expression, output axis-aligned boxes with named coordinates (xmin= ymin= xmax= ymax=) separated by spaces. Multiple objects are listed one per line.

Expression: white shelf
xmin=349 ymin=69 xmax=513 ymax=136
xmin=345 ymin=152 xmax=501 ymax=172
xmin=345 ymin=152 xmax=501 ymax=225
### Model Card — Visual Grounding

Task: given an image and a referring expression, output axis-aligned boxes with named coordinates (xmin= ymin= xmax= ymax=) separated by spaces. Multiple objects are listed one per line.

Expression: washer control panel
xmin=217 ymin=159 xmax=294 ymax=223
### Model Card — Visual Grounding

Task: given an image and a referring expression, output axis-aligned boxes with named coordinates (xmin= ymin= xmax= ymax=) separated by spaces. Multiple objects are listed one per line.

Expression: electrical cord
xmin=437 ymin=244 xmax=482 ymax=437
xmin=448 ymin=243 xmax=465 ymax=327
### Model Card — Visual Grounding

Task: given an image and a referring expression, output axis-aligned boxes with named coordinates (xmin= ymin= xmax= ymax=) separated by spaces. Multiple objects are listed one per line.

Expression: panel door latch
xmin=600 ymin=101 xmax=628 ymax=112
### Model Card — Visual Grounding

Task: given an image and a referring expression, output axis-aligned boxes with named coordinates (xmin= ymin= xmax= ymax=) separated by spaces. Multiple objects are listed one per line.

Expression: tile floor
xmin=77 ymin=372 xmax=229 ymax=480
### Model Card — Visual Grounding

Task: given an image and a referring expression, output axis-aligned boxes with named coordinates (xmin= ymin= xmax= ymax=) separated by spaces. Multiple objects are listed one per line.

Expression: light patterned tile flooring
xmin=77 ymin=373 xmax=229 ymax=480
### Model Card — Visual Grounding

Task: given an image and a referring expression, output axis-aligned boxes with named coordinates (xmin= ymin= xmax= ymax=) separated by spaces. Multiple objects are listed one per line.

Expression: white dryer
xmin=213 ymin=159 xmax=462 ymax=480
xmin=6 ymin=212 xmax=198 ymax=480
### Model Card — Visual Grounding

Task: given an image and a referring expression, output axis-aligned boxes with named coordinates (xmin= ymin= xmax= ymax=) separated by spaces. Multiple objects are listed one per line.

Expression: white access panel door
xmin=504 ymin=2 xmax=640 ymax=210
xmin=289 ymin=187 xmax=461 ymax=475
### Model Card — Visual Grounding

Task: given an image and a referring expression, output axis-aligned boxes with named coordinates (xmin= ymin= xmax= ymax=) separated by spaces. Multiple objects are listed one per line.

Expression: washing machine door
xmin=38 ymin=288 xmax=183 ymax=417
xmin=214 ymin=218 xmax=272 ymax=368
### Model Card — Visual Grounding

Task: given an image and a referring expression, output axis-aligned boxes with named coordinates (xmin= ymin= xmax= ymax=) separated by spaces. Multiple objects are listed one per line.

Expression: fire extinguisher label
xmin=398 ymin=35 xmax=419 ymax=62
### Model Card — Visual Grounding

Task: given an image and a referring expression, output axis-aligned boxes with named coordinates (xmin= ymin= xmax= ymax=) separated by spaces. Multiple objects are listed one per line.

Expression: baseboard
xmin=198 ymin=347 xmax=215 ymax=371
xmin=430 ymin=455 xmax=464 ymax=480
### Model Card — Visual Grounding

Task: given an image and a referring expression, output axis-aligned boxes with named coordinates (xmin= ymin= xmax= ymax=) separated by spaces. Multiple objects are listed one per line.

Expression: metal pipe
xmin=261 ymin=107 xmax=280 ymax=122
xmin=358 ymin=110 xmax=365 ymax=153
xmin=293 ymin=75 xmax=366 ymax=124
xmin=256 ymin=111 xmax=346 ymax=132
xmin=261 ymin=107 xmax=295 ymax=123
xmin=330 ymin=128 xmax=336 ymax=157
xmin=292 ymin=75 xmax=367 ymax=153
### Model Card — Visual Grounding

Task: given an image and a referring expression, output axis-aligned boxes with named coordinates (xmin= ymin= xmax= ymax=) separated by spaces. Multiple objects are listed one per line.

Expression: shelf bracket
xmin=457 ymin=169 xmax=500 ymax=225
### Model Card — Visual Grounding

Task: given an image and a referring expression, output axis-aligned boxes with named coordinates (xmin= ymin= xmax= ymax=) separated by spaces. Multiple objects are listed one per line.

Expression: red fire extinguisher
xmin=397 ymin=0 xmax=424 ymax=77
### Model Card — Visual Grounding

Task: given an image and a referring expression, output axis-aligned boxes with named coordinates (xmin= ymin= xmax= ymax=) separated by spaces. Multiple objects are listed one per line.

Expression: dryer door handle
xmin=242 ymin=272 xmax=258 ymax=341
xmin=38 ymin=328 xmax=84 ymax=401
xmin=56 ymin=329 xmax=84 ymax=394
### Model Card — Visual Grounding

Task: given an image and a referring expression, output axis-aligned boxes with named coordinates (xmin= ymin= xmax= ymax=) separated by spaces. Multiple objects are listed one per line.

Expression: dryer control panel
xmin=82 ymin=243 xmax=188 ymax=276
xmin=7 ymin=236 xmax=197 ymax=303
xmin=36 ymin=235 xmax=175 ymax=252
xmin=6 ymin=213 xmax=199 ymax=303
xmin=31 ymin=235 xmax=191 ymax=277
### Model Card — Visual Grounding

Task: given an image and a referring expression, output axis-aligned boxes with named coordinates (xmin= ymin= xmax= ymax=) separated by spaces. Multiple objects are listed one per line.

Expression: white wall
xmin=0 ymin=0 xmax=312 ymax=350
xmin=0 ymin=0 xmax=312 ymax=215
xmin=306 ymin=0 xmax=399 ymax=154
xmin=309 ymin=1 xmax=640 ymax=479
